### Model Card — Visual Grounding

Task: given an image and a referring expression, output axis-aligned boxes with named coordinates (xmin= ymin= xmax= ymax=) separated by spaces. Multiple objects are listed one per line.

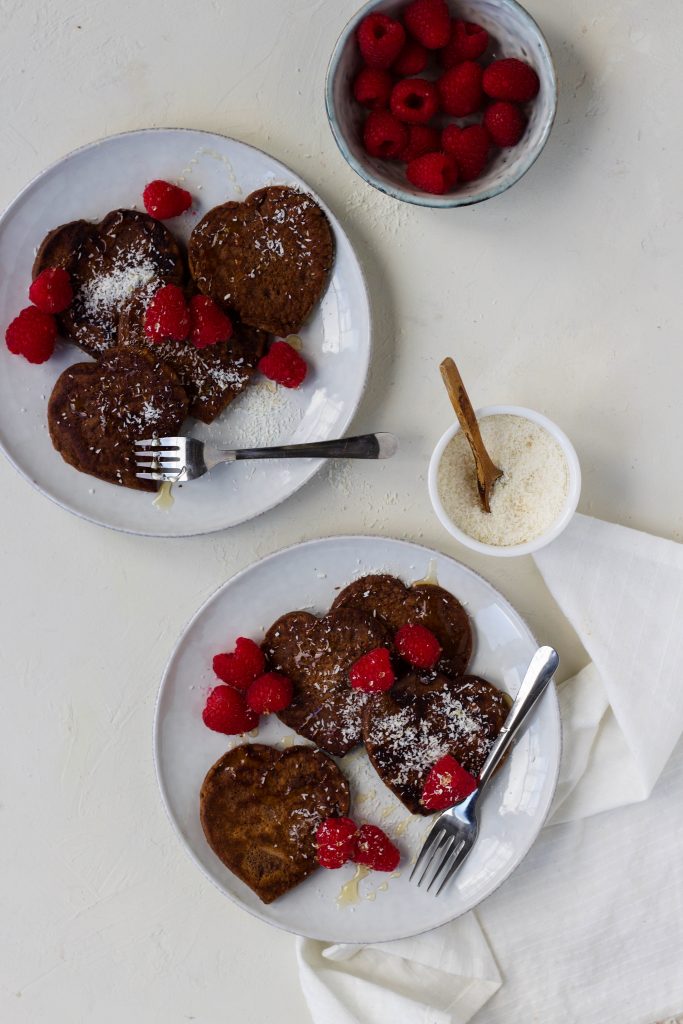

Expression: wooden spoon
xmin=439 ymin=357 xmax=503 ymax=513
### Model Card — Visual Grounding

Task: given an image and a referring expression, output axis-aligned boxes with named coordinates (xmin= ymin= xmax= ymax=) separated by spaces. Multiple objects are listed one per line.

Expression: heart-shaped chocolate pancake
xmin=47 ymin=348 xmax=189 ymax=491
xmin=263 ymin=607 xmax=392 ymax=756
xmin=331 ymin=574 xmax=473 ymax=678
xmin=362 ymin=673 xmax=509 ymax=815
xmin=200 ymin=744 xmax=349 ymax=904
xmin=188 ymin=186 xmax=334 ymax=336
xmin=33 ymin=209 xmax=185 ymax=358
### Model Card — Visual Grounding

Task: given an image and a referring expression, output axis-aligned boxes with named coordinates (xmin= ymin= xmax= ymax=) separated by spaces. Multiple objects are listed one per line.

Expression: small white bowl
xmin=325 ymin=0 xmax=558 ymax=208
xmin=428 ymin=405 xmax=581 ymax=557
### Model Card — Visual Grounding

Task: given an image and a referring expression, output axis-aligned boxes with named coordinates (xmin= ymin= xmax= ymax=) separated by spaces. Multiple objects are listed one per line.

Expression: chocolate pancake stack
xmin=264 ymin=573 xmax=508 ymax=816
xmin=38 ymin=186 xmax=334 ymax=490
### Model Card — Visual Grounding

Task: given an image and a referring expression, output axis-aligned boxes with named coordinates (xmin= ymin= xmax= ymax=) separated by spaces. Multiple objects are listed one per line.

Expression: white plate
xmin=154 ymin=536 xmax=561 ymax=943
xmin=0 ymin=129 xmax=370 ymax=536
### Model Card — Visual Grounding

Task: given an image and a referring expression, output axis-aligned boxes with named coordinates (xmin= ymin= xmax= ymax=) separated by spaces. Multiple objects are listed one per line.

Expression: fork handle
xmin=225 ymin=433 xmax=397 ymax=461
xmin=478 ymin=646 xmax=559 ymax=792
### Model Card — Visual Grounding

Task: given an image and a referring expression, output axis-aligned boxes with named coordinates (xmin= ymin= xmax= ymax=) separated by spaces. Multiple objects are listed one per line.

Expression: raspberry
xmin=246 ymin=672 xmax=293 ymax=714
xmin=395 ymin=623 xmax=442 ymax=668
xmin=390 ymin=78 xmax=439 ymax=125
xmin=406 ymin=151 xmax=458 ymax=195
xmin=363 ymin=109 xmax=408 ymax=159
xmin=442 ymin=123 xmax=491 ymax=181
xmin=349 ymin=647 xmax=395 ymax=693
xmin=144 ymin=284 xmax=190 ymax=342
xmin=356 ymin=13 xmax=405 ymax=70
xmin=393 ymin=39 xmax=428 ymax=76
xmin=28 ymin=267 xmax=73 ymax=314
xmin=316 ymin=817 xmax=359 ymax=869
xmin=353 ymin=67 xmax=393 ymax=110
xmin=437 ymin=61 xmax=484 ymax=117
xmin=483 ymin=58 xmax=540 ymax=103
xmin=142 ymin=179 xmax=192 ymax=219
xmin=353 ymin=824 xmax=400 ymax=872
xmin=5 ymin=306 xmax=57 ymax=364
xmin=399 ymin=124 xmax=441 ymax=163
xmin=422 ymin=754 xmax=478 ymax=810
xmin=202 ymin=685 xmax=259 ymax=735
xmin=189 ymin=295 xmax=233 ymax=348
xmin=484 ymin=101 xmax=526 ymax=146
xmin=258 ymin=339 xmax=308 ymax=389
xmin=441 ymin=20 xmax=489 ymax=67
xmin=213 ymin=637 xmax=265 ymax=690
xmin=404 ymin=0 xmax=450 ymax=49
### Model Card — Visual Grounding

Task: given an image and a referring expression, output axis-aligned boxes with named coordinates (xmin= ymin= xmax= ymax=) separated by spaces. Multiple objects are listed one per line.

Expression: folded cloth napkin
xmin=298 ymin=515 xmax=683 ymax=1024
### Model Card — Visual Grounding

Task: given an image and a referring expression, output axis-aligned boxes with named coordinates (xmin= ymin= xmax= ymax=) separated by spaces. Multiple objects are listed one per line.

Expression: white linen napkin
xmin=298 ymin=515 xmax=683 ymax=1024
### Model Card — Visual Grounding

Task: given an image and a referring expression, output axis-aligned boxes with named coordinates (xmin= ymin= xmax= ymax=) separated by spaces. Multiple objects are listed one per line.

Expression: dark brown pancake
xmin=33 ymin=209 xmax=185 ymax=358
xmin=188 ymin=185 xmax=334 ymax=336
xmin=47 ymin=348 xmax=189 ymax=491
xmin=362 ymin=673 xmax=509 ymax=815
xmin=117 ymin=289 xmax=267 ymax=423
xmin=200 ymin=744 xmax=349 ymax=904
xmin=263 ymin=607 xmax=393 ymax=757
xmin=331 ymin=574 xmax=473 ymax=678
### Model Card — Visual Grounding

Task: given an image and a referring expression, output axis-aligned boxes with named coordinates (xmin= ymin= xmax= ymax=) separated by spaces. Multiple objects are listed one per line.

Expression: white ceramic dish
xmin=326 ymin=0 xmax=557 ymax=208
xmin=154 ymin=535 xmax=561 ymax=943
xmin=428 ymin=404 xmax=581 ymax=557
xmin=0 ymin=128 xmax=371 ymax=537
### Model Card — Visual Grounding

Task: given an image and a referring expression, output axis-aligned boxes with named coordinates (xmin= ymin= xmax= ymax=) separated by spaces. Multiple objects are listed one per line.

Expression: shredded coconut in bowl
xmin=437 ymin=414 xmax=570 ymax=547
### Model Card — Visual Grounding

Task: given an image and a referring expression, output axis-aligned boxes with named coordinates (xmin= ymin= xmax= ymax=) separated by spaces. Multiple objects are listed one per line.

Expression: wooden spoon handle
xmin=439 ymin=358 xmax=501 ymax=511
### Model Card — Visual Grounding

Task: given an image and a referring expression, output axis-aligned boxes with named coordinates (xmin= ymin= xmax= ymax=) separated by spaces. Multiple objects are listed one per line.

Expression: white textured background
xmin=1 ymin=0 xmax=681 ymax=1021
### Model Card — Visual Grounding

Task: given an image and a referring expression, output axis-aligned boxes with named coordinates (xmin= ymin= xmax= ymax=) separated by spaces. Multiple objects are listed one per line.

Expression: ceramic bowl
xmin=428 ymin=404 xmax=581 ymax=556
xmin=325 ymin=0 xmax=557 ymax=208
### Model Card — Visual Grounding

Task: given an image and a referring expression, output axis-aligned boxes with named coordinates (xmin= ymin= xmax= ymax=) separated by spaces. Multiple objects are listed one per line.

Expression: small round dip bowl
xmin=428 ymin=404 xmax=581 ymax=557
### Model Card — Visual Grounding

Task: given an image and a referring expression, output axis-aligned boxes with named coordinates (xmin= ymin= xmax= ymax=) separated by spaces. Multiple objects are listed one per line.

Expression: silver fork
xmin=134 ymin=432 xmax=398 ymax=483
xmin=410 ymin=645 xmax=560 ymax=896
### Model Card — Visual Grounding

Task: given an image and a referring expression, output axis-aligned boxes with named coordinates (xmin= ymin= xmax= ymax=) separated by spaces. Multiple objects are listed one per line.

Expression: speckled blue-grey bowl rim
xmin=325 ymin=0 xmax=558 ymax=209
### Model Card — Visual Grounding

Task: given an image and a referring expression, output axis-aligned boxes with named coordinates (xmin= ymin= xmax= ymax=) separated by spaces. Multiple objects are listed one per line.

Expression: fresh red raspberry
xmin=441 ymin=20 xmax=489 ymax=67
xmin=142 ymin=179 xmax=192 ymax=219
xmin=421 ymin=754 xmax=478 ymax=811
xmin=399 ymin=124 xmax=441 ymax=163
xmin=393 ymin=39 xmax=428 ymax=76
xmin=363 ymin=109 xmax=408 ymax=159
xmin=202 ymin=685 xmax=259 ymax=735
xmin=258 ymin=339 xmax=308 ymax=389
xmin=316 ymin=817 xmax=359 ymax=869
xmin=28 ymin=267 xmax=73 ymax=314
xmin=390 ymin=77 xmax=439 ymax=125
xmin=483 ymin=58 xmax=540 ymax=103
xmin=437 ymin=61 xmax=484 ymax=117
xmin=353 ymin=67 xmax=393 ymax=110
xmin=144 ymin=284 xmax=190 ymax=342
xmin=356 ymin=13 xmax=405 ymax=69
xmin=395 ymin=623 xmax=442 ymax=668
xmin=442 ymin=123 xmax=491 ymax=181
xmin=484 ymin=101 xmax=526 ymax=146
xmin=406 ymin=151 xmax=458 ymax=194
xmin=246 ymin=672 xmax=293 ymax=714
xmin=189 ymin=295 xmax=233 ymax=348
xmin=5 ymin=306 xmax=57 ymax=364
xmin=349 ymin=647 xmax=396 ymax=693
xmin=353 ymin=824 xmax=400 ymax=872
xmin=213 ymin=637 xmax=266 ymax=690
xmin=404 ymin=0 xmax=450 ymax=49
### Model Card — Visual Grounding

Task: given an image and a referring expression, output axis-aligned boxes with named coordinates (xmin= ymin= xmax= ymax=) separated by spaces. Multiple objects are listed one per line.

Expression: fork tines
xmin=410 ymin=823 xmax=472 ymax=895
xmin=134 ymin=437 xmax=186 ymax=482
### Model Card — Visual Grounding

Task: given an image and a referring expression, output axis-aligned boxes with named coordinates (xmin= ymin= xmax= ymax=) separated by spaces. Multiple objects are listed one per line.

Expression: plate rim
xmin=0 ymin=126 xmax=372 ymax=538
xmin=153 ymin=534 xmax=562 ymax=942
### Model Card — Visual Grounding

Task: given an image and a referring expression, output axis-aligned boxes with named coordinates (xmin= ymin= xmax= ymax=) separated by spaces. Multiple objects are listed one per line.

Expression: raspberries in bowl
xmin=326 ymin=0 xmax=556 ymax=207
